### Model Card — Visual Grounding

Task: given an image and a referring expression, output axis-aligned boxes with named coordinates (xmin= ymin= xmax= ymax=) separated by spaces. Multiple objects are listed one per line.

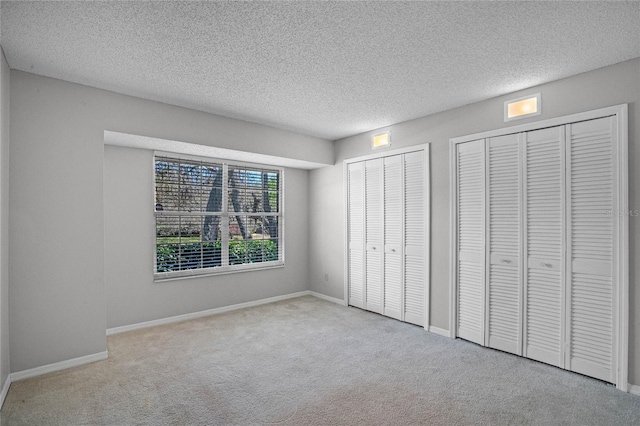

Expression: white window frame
xmin=153 ymin=151 xmax=284 ymax=281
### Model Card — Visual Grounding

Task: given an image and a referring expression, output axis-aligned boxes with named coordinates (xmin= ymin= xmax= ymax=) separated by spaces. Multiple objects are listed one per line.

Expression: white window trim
xmin=153 ymin=151 xmax=285 ymax=281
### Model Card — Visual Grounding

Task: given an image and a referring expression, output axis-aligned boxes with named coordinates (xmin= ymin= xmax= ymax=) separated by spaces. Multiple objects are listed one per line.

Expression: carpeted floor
xmin=2 ymin=295 xmax=640 ymax=425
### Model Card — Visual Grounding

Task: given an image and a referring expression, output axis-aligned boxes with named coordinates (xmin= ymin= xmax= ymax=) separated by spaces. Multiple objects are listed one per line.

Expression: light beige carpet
xmin=2 ymin=295 xmax=640 ymax=425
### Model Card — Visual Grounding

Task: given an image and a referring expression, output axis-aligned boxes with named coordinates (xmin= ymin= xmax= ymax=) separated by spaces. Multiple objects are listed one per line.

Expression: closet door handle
xmin=540 ymin=262 xmax=552 ymax=268
xmin=500 ymin=258 xmax=511 ymax=264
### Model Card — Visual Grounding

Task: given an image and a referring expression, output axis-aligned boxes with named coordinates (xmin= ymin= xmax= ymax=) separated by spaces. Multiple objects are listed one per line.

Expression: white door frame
xmin=449 ymin=104 xmax=628 ymax=391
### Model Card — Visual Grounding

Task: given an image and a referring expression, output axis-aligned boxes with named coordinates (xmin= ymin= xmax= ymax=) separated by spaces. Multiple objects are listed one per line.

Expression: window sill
xmin=153 ymin=261 xmax=285 ymax=282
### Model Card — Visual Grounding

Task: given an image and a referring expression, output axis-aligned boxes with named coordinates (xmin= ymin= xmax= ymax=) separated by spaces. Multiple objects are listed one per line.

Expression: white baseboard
xmin=0 ymin=374 xmax=10 ymax=409
xmin=628 ymin=384 xmax=640 ymax=396
xmin=107 ymin=291 xmax=310 ymax=336
xmin=11 ymin=351 xmax=108 ymax=382
xmin=4 ymin=290 xmax=343 ymax=396
xmin=309 ymin=291 xmax=345 ymax=305
xmin=428 ymin=325 xmax=450 ymax=337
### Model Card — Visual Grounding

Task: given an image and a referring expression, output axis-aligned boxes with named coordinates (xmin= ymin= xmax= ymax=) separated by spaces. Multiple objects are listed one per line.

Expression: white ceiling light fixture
xmin=372 ymin=132 xmax=391 ymax=149
xmin=504 ymin=93 xmax=541 ymax=122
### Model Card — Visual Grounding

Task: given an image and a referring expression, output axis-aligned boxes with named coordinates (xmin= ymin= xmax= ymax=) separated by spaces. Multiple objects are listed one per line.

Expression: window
xmin=154 ymin=154 xmax=283 ymax=279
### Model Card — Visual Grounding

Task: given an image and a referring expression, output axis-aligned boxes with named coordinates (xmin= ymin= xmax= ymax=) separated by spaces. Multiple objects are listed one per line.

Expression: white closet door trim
xmin=483 ymin=138 xmax=490 ymax=346
xmin=344 ymin=144 xmax=430 ymax=164
xmin=449 ymin=141 xmax=457 ymax=338
xmin=451 ymin=104 xmax=627 ymax=145
xmin=449 ymin=103 xmax=628 ymax=391
xmin=424 ymin=146 xmax=431 ymax=329
xmin=617 ymin=106 xmax=629 ymax=393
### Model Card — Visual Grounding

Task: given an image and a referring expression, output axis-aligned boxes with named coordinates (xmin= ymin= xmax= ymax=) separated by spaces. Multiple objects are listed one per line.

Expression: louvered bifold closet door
xmin=566 ymin=117 xmax=617 ymax=383
xmin=347 ymin=162 xmax=366 ymax=309
xmin=487 ymin=134 xmax=521 ymax=355
xmin=456 ymin=140 xmax=485 ymax=345
xmin=523 ymin=126 xmax=565 ymax=368
xmin=365 ymin=159 xmax=384 ymax=314
xmin=383 ymin=155 xmax=403 ymax=321
xmin=404 ymin=151 xmax=426 ymax=326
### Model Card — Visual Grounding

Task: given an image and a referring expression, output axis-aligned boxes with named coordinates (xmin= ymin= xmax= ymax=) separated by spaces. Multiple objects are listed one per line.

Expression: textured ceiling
xmin=1 ymin=1 xmax=639 ymax=140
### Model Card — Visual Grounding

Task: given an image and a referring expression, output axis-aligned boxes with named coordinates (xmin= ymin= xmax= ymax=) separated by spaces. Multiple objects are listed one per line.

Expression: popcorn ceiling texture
xmin=1 ymin=1 xmax=638 ymax=140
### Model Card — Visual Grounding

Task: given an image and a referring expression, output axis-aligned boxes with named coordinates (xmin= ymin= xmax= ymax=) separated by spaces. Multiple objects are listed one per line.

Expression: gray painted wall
xmin=104 ymin=145 xmax=310 ymax=328
xmin=0 ymin=49 xmax=10 ymax=390
xmin=9 ymin=70 xmax=331 ymax=373
xmin=6 ymin=57 xmax=640 ymax=388
xmin=309 ymin=58 xmax=640 ymax=383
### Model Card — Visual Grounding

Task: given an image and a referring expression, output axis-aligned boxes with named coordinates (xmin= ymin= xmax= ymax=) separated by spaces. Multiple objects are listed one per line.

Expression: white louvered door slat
xmin=453 ymin=107 xmax=625 ymax=388
xmin=348 ymin=147 xmax=428 ymax=329
xmin=365 ymin=159 xmax=384 ymax=314
xmin=347 ymin=162 xmax=365 ymax=309
xmin=524 ymin=126 xmax=565 ymax=368
xmin=487 ymin=134 xmax=521 ymax=355
xmin=567 ymin=117 xmax=616 ymax=383
xmin=457 ymin=140 xmax=485 ymax=345
xmin=404 ymin=151 xmax=425 ymax=326
xmin=384 ymin=155 xmax=403 ymax=321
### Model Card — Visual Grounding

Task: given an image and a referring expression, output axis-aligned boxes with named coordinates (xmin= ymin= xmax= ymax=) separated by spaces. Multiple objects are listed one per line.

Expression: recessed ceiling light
xmin=372 ymin=132 xmax=391 ymax=149
xmin=504 ymin=93 xmax=541 ymax=121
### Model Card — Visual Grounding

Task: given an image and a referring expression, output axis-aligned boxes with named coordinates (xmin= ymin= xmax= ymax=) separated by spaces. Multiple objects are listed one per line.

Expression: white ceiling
xmin=1 ymin=1 xmax=639 ymax=141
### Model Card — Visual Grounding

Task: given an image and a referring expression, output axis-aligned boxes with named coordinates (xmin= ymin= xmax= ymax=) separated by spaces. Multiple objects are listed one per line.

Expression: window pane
xmin=156 ymin=216 xmax=181 ymax=243
xmin=179 ymin=243 xmax=202 ymax=270
xmin=201 ymin=165 xmax=223 ymax=213
xmin=155 ymin=183 xmax=179 ymax=212
xmin=245 ymin=215 xmax=260 ymax=239
xmin=264 ymin=171 xmax=279 ymax=213
xmin=228 ymin=167 xmax=244 ymax=189
xmin=228 ymin=187 xmax=249 ymax=213
xmin=264 ymin=171 xmax=279 ymax=184
xmin=155 ymin=158 xmax=184 ymax=211
xmin=179 ymin=161 xmax=201 ymax=212
xmin=227 ymin=167 xmax=280 ymax=214
xmin=229 ymin=215 xmax=247 ymax=240
xmin=264 ymin=191 xmax=279 ymax=213
xmin=202 ymin=215 xmax=221 ymax=242
xmin=180 ymin=216 xmax=202 ymax=242
xmin=229 ymin=215 xmax=246 ymax=265
xmin=247 ymin=239 xmax=264 ymax=263
xmin=229 ymin=240 xmax=247 ymax=265
xmin=155 ymin=159 xmax=180 ymax=184
xmin=262 ymin=216 xmax=279 ymax=242
xmin=264 ymin=238 xmax=278 ymax=262
xmin=157 ymin=243 xmax=179 ymax=272
xmin=155 ymin=158 xmax=224 ymax=213
xmin=226 ymin=215 xmax=280 ymax=265
xmin=246 ymin=169 xmax=262 ymax=191
xmin=202 ymin=241 xmax=222 ymax=268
